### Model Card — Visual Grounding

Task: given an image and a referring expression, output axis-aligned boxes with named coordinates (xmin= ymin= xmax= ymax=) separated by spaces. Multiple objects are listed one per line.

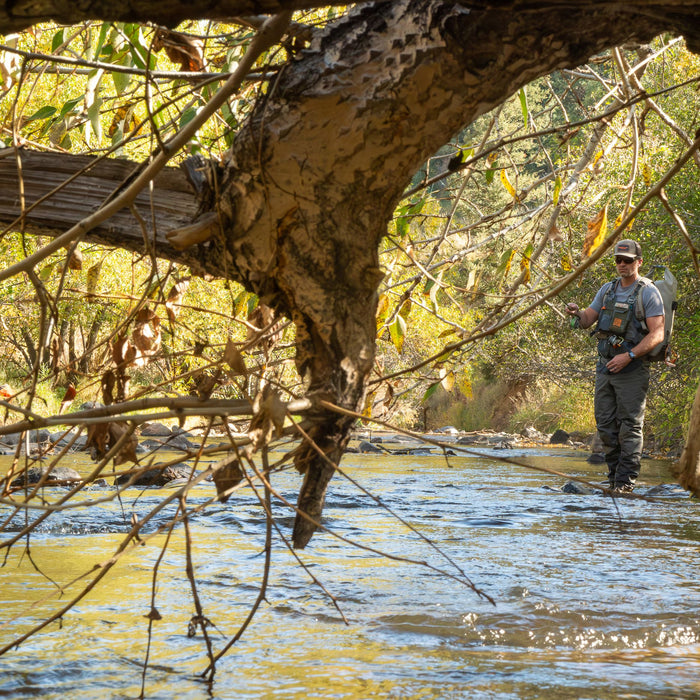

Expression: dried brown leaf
xmin=582 ymin=205 xmax=608 ymax=258
xmin=153 ymin=27 xmax=206 ymax=72
xmin=248 ymin=386 xmax=287 ymax=452
xmin=212 ymin=456 xmax=244 ymax=503
xmin=165 ymin=278 xmax=190 ymax=322
xmin=223 ymin=338 xmax=247 ymax=376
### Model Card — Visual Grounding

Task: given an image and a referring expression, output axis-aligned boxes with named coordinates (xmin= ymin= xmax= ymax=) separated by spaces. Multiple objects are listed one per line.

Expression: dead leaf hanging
xmin=583 ymin=204 xmax=608 ymax=258
xmin=153 ymin=27 xmax=205 ymax=72
xmin=248 ymin=386 xmax=286 ymax=452
xmin=212 ymin=456 xmax=244 ymax=503
xmin=131 ymin=307 xmax=162 ymax=366
xmin=165 ymin=277 xmax=190 ymax=323
xmin=223 ymin=337 xmax=247 ymax=376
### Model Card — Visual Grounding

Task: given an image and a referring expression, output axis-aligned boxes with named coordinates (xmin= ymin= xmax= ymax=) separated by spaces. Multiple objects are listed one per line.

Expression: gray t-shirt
xmin=590 ymin=277 xmax=664 ymax=319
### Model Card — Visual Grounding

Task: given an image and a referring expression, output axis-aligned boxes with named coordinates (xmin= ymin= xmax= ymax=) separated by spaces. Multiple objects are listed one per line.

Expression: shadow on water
xmin=2 ymin=446 xmax=700 ymax=699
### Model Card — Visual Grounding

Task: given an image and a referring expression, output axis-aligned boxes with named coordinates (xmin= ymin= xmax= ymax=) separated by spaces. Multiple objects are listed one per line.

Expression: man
xmin=566 ymin=240 xmax=665 ymax=492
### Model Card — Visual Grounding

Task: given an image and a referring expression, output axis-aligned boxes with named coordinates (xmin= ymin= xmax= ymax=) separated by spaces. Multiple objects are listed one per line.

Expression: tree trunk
xmin=675 ymin=381 xmax=700 ymax=495
xmin=2 ymin=0 xmax=700 ymax=545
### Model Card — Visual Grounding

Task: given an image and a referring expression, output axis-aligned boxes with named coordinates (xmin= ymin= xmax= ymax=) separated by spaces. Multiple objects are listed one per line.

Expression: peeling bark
xmin=2 ymin=0 xmax=700 ymax=545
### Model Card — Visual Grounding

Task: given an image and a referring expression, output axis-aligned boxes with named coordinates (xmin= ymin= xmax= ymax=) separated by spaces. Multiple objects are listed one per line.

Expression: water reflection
xmin=1 ymin=446 xmax=700 ymax=698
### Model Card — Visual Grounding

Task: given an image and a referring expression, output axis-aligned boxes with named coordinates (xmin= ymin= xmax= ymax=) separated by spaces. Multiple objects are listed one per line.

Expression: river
xmin=1 ymin=438 xmax=699 ymax=699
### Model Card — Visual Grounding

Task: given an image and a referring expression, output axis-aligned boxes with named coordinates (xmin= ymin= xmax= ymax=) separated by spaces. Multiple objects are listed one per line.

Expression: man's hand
xmin=606 ymin=352 xmax=632 ymax=373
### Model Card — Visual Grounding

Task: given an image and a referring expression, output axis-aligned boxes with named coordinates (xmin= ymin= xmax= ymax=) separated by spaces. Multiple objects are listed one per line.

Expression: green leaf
xmin=553 ymin=175 xmax=562 ymax=206
xmin=38 ymin=262 xmax=55 ymax=281
xmin=421 ymin=381 xmax=440 ymax=403
xmin=112 ymin=67 xmax=132 ymax=96
xmin=389 ymin=314 xmax=406 ymax=354
xmin=59 ymin=97 xmax=83 ymax=118
xmin=394 ymin=199 xmax=425 ymax=238
xmin=519 ymin=87 xmax=529 ymax=130
xmin=179 ymin=106 xmax=198 ymax=130
xmin=25 ymin=106 xmax=57 ymax=122
xmin=51 ymin=29 xmax=65 ymax=53
xmin=123 ymin=24 xmax=154 ymax=71
xmin=485 ymin=165 xmax=497 ymax=185
xmin=92 ymin=22 xmax=111 ymax=61
xmin=246 ymin=294 xmax=259 ymax=318
xmin=496 ymin=248 xmax=515 ymax=276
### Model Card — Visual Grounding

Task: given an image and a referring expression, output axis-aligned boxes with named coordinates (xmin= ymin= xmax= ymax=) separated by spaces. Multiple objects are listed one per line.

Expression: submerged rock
xmin=561 ymin=480 xmax=598 ymax=495
xmin=114 ymin=464 xmax=196 ymax=487
xmin=358 ymin=440 xmax=385 ymax=454
xmin=10 ymin=465 xmax=82 ymax=488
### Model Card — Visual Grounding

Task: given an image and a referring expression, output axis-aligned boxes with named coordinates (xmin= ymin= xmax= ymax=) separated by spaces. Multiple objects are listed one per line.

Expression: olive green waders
xmin=594 ymin=362 xmax=650 ymax=488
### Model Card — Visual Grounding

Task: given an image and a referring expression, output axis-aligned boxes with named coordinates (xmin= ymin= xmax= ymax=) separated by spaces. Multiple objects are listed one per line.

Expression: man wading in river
xmin=566 ymin=240 xmax=665 ymax=493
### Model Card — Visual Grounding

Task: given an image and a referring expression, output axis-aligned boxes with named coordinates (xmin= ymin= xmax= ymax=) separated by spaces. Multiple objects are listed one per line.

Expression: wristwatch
xmin=628 ymin=350 xmax=636 ymax=360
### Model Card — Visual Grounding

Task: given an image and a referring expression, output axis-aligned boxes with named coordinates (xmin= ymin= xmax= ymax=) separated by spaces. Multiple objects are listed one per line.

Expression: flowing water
xmin=1 ymin=439 xmax=700 ymax=699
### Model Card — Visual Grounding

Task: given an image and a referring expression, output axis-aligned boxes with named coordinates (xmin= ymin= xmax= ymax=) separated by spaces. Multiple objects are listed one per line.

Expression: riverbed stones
xmin=140 ymin=422 xmax=173 ymax=437
xmin=550 ymin=429 xmax=570 ymax=445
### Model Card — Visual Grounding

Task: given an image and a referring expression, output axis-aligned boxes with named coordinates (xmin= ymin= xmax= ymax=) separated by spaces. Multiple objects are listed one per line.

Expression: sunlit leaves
xmin=520 ymin=243 xmax=533 ymax=285
xmin=394 ymin=199 xmax=425 ymax=239
xmin=376 ymin=293 xmax=390 ymax=331
xmin=583 ymin=204 xmax=608 ymax=258
xmin=440 ymin=368 xmax=455 ymax=392
xmin=552 ymin=175 xmax=562 ymax=206
xmin=86 ymin=261 xmax=102 ymax=299
xmin=496 ymin=248 xmax=515 ymax=287
xmin=518 ymin=87 xmax=529 ymax=130
xmin=457 ymin=374 xmax=473 ymax=399
xmin=500 ymin=168 xmax=517 ymax=200
xmin=389 ymin=314 xmax=406 ymax=354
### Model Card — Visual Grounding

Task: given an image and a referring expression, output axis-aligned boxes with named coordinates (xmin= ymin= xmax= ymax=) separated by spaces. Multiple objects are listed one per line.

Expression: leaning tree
xmin=1 ymin=0 xmax=700 ymax=553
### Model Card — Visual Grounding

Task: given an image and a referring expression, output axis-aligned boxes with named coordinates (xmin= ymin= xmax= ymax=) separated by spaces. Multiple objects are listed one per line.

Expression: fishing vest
xmin=595 ymin=277 xmax=650 ymax=357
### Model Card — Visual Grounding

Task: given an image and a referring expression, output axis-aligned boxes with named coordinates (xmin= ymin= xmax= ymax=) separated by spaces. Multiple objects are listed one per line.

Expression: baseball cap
xmin=613 ymin=239 xmax=642 ymax=260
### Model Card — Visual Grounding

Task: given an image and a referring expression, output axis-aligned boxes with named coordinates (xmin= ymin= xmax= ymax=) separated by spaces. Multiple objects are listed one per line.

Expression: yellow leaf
xmin=389 ymin=315 xmax=406 ymax=354
xmin=503 ymin=250 xmax=515 ymax=278
xmin=642 ymin=162 xmax=652 ymax=187
xmin=553 ymin=175 xmax=562 ymax=206
xmin=561 ymin=252 xmax=573 ymax=272
xmin=582 ymin=205 xmax=608 ymax=258
xmin=500 ymin=169 xmax=517 ymax=199
xmin=520 ymin=243 xmax=533 ymax=285
xmin=361 ymin=391 xmax=375 ymax=424
xmin=86 ymin=261 xmax=102 ymax=298
xmin=376 ymin=294 xmax=390 ymax=330
xmin=440 ymin=369 xmax=455 ymax=392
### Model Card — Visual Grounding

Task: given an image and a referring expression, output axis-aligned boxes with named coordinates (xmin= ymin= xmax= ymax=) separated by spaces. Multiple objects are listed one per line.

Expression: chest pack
xmin=596 ymin=278 xmax=646 ymax=349
xmin=596 ymin=267 xmax=677 ymax=364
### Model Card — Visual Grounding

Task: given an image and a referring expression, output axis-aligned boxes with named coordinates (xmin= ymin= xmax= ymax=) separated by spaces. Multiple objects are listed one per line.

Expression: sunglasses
xmin=615 ymin=256 xmax=636 ymax=264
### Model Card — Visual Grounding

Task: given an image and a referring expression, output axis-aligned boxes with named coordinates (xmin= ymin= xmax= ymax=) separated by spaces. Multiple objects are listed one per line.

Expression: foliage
xmin=1 ymin=7 xmax=700 ymax=685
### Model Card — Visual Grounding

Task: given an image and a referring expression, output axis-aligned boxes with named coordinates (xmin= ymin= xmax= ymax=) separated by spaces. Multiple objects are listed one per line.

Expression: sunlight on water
xmin=2 ymin=444 xmax=700 ymax=698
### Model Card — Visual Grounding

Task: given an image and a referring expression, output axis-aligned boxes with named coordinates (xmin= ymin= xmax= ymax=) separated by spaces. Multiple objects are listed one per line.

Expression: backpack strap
xmin=633 ymin=277 xmax=653 ymax=329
